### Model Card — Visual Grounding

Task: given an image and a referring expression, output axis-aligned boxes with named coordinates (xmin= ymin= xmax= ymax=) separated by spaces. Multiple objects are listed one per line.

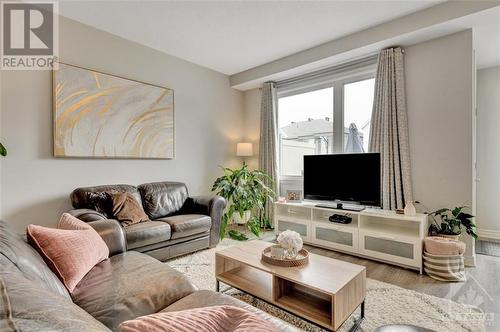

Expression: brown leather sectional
xmin=68 ymin=181 xmax=226 ymax=261
xmin=0 ymin=220 xmax=300 ymax=331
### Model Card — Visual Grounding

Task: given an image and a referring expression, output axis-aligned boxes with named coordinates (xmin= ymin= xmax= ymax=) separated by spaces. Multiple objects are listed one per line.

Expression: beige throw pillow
xmin=109 ymin=191 xmax=149 ymax=227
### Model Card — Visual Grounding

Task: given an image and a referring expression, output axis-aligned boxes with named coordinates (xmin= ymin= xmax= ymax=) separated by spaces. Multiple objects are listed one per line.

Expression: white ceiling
xmin=58 ymin=0 xmax=444 ymax=75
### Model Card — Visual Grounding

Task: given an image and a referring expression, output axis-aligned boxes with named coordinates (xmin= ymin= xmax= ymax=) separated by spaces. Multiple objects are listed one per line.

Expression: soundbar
xmin=329 ymin=214 xmax=352 ymax=224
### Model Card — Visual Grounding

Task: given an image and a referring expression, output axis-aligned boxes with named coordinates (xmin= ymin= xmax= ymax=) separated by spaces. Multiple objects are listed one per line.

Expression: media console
xmin=274 ymin=202 xmax=428 ymax=273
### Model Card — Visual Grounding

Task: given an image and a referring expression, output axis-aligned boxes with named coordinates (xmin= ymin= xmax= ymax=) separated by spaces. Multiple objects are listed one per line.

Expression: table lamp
xmin=236 ymin=142 xmax=253 ymax=165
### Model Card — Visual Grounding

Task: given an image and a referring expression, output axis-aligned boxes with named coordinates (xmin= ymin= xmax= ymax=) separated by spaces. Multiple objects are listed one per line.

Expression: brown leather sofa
xmin=68 ymin=181 xmax=226 ymax=261
xmin=0 ymin=220 xmax=299 ymax=332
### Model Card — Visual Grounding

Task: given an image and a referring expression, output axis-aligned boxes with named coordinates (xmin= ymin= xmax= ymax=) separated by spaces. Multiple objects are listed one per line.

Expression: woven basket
xmin=261 ymin=247 xmax=309 ymax=267
xmin=423 ymin=251 xmax=466 ymax=282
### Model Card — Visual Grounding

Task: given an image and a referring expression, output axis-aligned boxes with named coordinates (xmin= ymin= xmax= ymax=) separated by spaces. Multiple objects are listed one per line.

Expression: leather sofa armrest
xmin=186 ymin=195 xmax=226 ymax=248
xmin=87 ymin=219 xmax=127 ymax=256
xmin=67 ymin=208 xmax=107 ymax=222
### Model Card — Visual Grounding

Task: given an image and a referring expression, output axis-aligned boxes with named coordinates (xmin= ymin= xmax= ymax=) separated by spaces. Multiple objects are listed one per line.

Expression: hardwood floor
xmin=255 ymin=229 xmax=499 ymax=331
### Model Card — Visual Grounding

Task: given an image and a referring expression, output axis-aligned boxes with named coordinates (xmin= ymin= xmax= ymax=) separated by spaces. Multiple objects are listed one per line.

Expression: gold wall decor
xmin=53 ymin=63 xmax=174 ymax=158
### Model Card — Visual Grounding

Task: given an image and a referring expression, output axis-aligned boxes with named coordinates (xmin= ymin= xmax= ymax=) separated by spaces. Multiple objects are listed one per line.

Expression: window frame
xmin=276 ymin=66 xmax=376 ymax=187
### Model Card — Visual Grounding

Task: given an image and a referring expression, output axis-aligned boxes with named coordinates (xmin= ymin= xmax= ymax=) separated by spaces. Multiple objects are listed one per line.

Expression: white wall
xmin=242 ymin=88 xmax=261 ymax=170
xmin=476 ymin=65 xmax=500 ymax=240
xmin=405 ymin=29 xmax=474 ymax=262
xmin=0 ymin=16 xmax=244 ymax=233
xmin=405 ymin=30 xmax=473 ymax=212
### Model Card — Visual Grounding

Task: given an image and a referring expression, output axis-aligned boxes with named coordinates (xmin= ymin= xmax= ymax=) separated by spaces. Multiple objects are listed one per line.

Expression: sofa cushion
xmin=0 ymin=255 xmax=110 ymax=332
xmin=124 ymin=221 xmax=171 ymax=249
xmin=117 ymin=305 xmax=277 ymax=332
xmin=71 ymin=184 xmax=142 ymax=211
xmin=138 ymin=182 xmax=188 ymax=219
xmin=162 ymin=290 xmax=300 ymax=332
xmin=0 ymin=221 xmax=70 ymax=300
xmin=26 ymin=213 xmax=109 ymax=292
xmin=71 ymin=251 xmax=196 ymax=331
xmin=156 ymin=214 xmax=211 ymax=239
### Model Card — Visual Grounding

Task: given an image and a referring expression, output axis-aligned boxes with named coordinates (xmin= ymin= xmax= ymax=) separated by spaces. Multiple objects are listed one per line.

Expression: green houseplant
xmin=0 ymin=142 xmax=6 ymax=157
xmin=212 ymin=164 xmax=275 ymax=240
xmin=428 ymin=206 xmax=477 ymax=239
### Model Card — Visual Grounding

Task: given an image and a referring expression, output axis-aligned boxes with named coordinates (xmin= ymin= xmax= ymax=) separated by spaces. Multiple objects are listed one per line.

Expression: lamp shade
xmin=236 ymin=142 xmax=253 ymax=157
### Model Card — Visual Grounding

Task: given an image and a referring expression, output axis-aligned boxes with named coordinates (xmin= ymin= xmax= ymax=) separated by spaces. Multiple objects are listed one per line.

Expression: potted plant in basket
xmin=428 ymin=206 xmax=477 ymax=240
xmin=212 ymin=164 xmax=275 ymax=240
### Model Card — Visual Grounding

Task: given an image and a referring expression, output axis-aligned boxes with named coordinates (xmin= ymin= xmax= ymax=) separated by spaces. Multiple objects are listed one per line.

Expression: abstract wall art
xmin=53 ymin=63 xmax=174 ymax=158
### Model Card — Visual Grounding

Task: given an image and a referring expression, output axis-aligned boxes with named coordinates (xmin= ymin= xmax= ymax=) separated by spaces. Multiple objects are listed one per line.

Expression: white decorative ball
xmin=277 ymin=229 xmax=303 ymax=252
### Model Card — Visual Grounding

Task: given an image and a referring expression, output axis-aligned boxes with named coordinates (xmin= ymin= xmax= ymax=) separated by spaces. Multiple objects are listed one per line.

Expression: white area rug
xmin=167 ymin=239 xmax=485 ymax=332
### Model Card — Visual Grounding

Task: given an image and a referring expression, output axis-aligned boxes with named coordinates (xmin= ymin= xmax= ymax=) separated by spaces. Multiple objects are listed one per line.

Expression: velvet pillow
xmin=109 ymin=191 xmax=149 ymax=227
xmin=26 ymin=213 xmax=109 ymax=293
xmin=117 ymin=305 xmax=277 ymax=332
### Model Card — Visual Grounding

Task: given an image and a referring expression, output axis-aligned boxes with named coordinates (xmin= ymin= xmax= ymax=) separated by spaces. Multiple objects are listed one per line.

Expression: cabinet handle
xmin=287 ymin=209 xmax=298 ymax=214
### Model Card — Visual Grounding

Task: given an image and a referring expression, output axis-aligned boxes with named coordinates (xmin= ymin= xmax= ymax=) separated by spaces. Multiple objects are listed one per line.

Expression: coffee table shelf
xmin=215 ymin=240 xmax=366 ymax=331
xmin=276 ymin=291 xmax=332 ymax=327
xmin=217 ymin=265 xmax=273 ymax=302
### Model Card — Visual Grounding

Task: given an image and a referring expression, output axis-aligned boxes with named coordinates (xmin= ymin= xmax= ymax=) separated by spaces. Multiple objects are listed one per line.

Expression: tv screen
xmin=303 ymin=153 xmax=381 ymax=207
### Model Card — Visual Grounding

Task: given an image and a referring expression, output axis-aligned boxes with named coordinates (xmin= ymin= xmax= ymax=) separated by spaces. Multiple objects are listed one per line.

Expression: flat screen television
xmin=303 ymin=153 xmax=381 ymax=207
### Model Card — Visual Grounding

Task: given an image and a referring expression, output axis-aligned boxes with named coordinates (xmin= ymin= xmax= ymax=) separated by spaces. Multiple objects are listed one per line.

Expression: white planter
xmin=233 ymin=210 xmax=251 ymax=225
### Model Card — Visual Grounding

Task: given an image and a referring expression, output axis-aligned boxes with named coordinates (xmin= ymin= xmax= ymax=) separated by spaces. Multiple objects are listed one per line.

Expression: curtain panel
xmin=259 ymin=82 xmax=279 ymax=226
xmin=369 ymin=47 xmax=413 ymax=210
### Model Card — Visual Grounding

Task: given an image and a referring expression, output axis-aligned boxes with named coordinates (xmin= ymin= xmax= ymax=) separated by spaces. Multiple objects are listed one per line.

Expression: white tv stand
xmin=274 ymin=202 xmax=428 ymax=273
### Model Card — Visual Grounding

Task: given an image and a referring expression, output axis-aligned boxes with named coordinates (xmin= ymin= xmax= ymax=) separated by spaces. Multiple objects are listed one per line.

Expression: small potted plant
xmin=212 ymin=164 xmax=275 ymax=240
xmin=0 ymin=142 xmax=6 ymax=157
xmin=428 ymin=206 xmax=477 ymax=240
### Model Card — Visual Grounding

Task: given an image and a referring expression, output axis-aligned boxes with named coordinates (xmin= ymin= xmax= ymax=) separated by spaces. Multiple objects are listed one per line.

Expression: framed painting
xmin=53 ymin=63 xmax=174 ymax=158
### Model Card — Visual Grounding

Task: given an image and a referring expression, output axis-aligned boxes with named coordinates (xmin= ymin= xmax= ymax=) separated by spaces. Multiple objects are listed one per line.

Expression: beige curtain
xmin=369 ymin=47 xmax=413 ymax=210
xmin=259 ymin=82 xmax=278 ymax=226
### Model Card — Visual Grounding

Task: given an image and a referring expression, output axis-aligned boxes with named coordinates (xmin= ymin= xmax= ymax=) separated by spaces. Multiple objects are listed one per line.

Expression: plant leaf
xmin=457 ymin=213 xmax=474 ymax=221
xmin=0 ymin=143 xmax=6 ymax=157
xmin=451 ymin=206 xmax=464 ymax=217
xmin=228 ymin=230 xmax=248 ymax=241
xmin=247 ymin=217 xmax=260 ymax=237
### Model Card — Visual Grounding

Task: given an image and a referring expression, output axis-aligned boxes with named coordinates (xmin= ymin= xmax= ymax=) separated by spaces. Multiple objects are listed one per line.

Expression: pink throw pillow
xmin=27 ymin=213 xmax=109 ymax=292
xmin=117 ymin=305 xmax=277 ymax=332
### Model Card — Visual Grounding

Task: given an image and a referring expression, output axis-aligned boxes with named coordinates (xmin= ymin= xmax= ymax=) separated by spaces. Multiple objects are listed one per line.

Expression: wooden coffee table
xmin=215 ymin=240 xmax=366 ymax=331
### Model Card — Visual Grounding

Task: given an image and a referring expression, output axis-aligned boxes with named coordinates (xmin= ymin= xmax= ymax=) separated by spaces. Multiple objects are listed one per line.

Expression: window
xmin=277 ymin=70 xmax=375 ymax=195
xmin=343 ymin=78 xmax=375 ymax=152
xmin=278 ymin=87 xmax=333 ymax=177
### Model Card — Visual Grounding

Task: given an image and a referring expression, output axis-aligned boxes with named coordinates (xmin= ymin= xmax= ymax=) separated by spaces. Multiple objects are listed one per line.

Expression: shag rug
xmin=167 ymin=239 xmax=485 ymax=332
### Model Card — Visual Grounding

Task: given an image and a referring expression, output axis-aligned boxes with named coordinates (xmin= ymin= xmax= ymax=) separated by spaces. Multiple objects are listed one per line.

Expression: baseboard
xmin=477 ymin=228 xmax=500 ymax=241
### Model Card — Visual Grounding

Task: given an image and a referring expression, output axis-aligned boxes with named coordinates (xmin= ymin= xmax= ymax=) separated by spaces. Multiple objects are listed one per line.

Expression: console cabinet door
xmin=358 ymin=230 xmax=420 ymax=268
xmin=312 ymin=222 xmax=358 ymax=252
xmin=275 ymin=218 xmax=310 ymax=242
xmin=275 ymin=205 xmax=311 ymax=220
